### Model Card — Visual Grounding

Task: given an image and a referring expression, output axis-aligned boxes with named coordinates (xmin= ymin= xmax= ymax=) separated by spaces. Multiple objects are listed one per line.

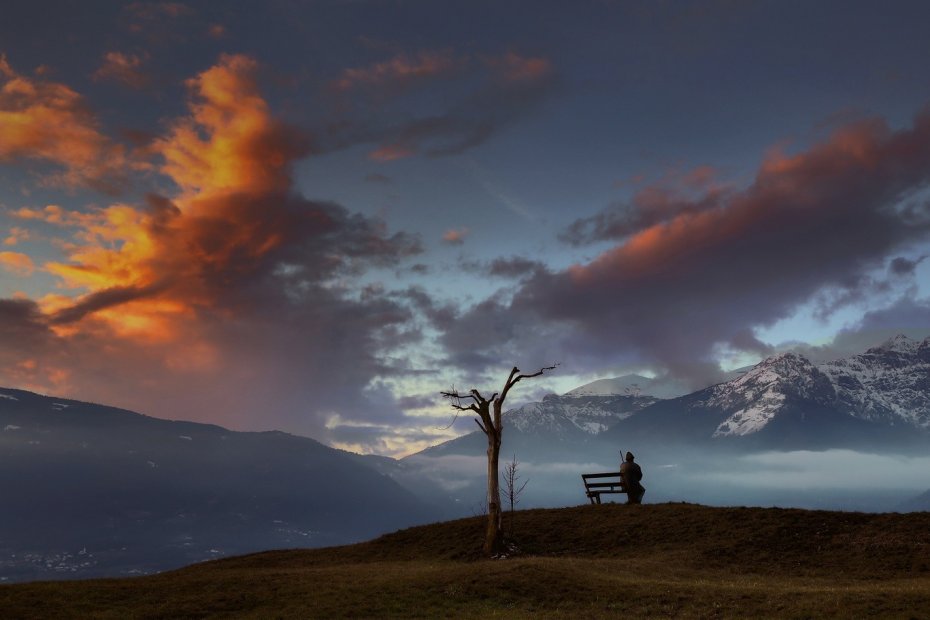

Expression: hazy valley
xmin=2 ymin=335 xmax=930 ymax=582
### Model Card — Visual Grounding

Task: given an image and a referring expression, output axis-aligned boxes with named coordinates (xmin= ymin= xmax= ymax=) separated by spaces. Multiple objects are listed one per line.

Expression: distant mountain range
xmin=421 ymin=334 xmax=930 ymax=454
xmin=562 ymin=373 xmax=691 ymax=399
xmin=0 ymin=388 xmax=439 ymax=582
xmin=403 ymin=334 xmax=930 ymax=510
xmin=607 ymin=334 xmax=930 ymax=450
xmin=3 ymin=334 xmax=929 ymax=581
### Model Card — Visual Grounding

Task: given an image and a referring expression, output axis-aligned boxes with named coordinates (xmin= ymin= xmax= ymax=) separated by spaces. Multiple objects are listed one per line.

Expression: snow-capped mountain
xmin=404 ymin=336 xmax=930 ymax=512
xmin=565 ymin=374 xmax=690 ymax=399
xmin=700 ymin=335 xmax=930 ymax=438
xmin=416 ymin=334 xmax=930 ymax=459
xmin=820 ymin=335 xmax=930 ymax=428
xmin=506 ymin=391 xmax=659 ymax=437
xmin=705 ymin=353 xmax=837 ymax=437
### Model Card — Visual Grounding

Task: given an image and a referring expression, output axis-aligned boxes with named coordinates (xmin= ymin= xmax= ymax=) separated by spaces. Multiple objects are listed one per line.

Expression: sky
xmin=2 ymin=0 xmax=930 ymax=457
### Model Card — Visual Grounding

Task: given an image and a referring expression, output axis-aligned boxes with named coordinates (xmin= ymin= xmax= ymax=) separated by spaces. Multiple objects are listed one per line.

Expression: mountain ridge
xmin=0 ymin=387 xmax=438 ymax=582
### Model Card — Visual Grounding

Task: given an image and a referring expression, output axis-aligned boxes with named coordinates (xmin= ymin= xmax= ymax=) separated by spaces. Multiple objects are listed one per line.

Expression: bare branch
xmin=515 ymin=363 xmax=559 ymax=382
xmin=505 ymin=366 xmax=520 ymax=388
xmin=440 ymin=386 xmax=480 ymax=402
xmin=470 ymin=389 xmax=490 ymax=404
xmin=497 ymin=363 xmax=558 ymax=405
xmin=439 ymin=386 xmax=480 ymax=429
xmin=440 ymin=391 xmax=479 ymax=404
xmin=474 ymin=418 xmax=488 ymax=434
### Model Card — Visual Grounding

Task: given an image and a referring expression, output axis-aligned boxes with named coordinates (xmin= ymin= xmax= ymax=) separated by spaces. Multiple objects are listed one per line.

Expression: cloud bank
xmin=0 ymin=54 xmax=426 ymax=450
xmin=440 ymin=108 xmax=930 ymax=386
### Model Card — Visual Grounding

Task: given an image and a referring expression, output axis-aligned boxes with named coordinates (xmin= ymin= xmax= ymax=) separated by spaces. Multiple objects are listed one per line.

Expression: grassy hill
xmin=2 ymin=502 xmax=930 ymax=618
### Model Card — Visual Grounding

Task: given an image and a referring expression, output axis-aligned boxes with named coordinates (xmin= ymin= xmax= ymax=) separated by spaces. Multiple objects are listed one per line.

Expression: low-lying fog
xmin=404 ymin=449 xmax=930 ymax=514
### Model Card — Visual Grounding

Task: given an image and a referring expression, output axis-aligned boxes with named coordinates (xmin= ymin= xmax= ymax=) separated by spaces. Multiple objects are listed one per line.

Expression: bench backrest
xmin=582 ymin=471 xmax=624 ymax=491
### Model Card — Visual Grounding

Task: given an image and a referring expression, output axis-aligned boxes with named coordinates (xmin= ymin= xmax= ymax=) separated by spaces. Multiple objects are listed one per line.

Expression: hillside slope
xmin=0 ymin=387 xmax=437 ymax=581
xmin=3 ymin=503 xmax=930 ymax=618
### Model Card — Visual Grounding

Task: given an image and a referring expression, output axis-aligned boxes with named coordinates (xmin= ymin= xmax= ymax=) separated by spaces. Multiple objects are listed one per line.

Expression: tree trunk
xmin=440 ymin=364 xmax=556 ymax=557
xmin=484 ymin=429 xmax=503 ymax=555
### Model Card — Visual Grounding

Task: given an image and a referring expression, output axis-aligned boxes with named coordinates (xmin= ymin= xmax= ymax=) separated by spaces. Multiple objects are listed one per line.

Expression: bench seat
xmin=581 ymin=471 xmax=627 ymax=504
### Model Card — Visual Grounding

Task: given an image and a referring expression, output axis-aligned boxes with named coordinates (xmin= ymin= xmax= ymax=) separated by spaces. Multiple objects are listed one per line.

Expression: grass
xmin=2 ymin=502 xmax=930 ymax=618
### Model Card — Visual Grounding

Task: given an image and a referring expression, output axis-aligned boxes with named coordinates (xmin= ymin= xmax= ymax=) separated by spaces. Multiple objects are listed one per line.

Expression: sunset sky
xmin=2 ymin=1 xmax=930 ymax=456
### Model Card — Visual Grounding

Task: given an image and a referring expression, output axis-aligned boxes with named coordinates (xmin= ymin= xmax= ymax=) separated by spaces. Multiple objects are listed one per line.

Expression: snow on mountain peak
xmin=869 ymin=334 xmax=919 ymax=354
xmin=565 ymin=374 xmax=689 ymax=399
xmin=565 ymin=375 xmax=654 ymax=397
xmin=505 ymin=390 xmax=658 ymax=437
xmin=821 ymin=334 xmax=930 ymax=427
xmin=706 ymin=351 xmax=833 ymax=437
xmin=701 ymin=334 xmax=930 ymax=437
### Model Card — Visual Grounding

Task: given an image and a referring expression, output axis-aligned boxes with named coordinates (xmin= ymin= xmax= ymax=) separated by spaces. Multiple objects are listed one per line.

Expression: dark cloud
xmin=890 ymin=255 xmax=926 ymax=276
xmin=397 ymin=393 xmax=437 ymax=410
xmin=811 ymin=274 xmax=898 ymax=322
xmin=560 ymin=177 xmax=730 ymax=246
xmin=364 ymin=172 xmax=392 ymax=184
xmin=787 ymin=296 xmax=930 ymax=363
xmin=459 ymin=256 xmax=547 ymax=279
xmin=440 ymin=108 xmax=930 ymax=387
xmin=400 ymin=286 xmax=457 ymax=331
xmin=320 ymin=50 xmax=555 ymax=161
xmin=50 ymin=284 xmax=166 ymax=325
xmin=727 ymin=328 xmax=774 ymax=357
xmin=487 ymin=257 xmax=547 ymax=279
xmin=0 ymin=298 xmax=51 ymax=349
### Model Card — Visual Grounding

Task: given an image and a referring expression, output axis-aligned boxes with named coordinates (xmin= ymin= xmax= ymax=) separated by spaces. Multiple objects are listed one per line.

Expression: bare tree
xmin=502 ymin=454 xmax=528 ymax=536
xmin=441 ymin=364 xmax=556 ymax=556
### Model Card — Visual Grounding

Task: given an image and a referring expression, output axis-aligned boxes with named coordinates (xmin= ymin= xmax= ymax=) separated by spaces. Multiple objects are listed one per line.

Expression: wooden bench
xmin=582 ymin=472 xmax=627 ymax=504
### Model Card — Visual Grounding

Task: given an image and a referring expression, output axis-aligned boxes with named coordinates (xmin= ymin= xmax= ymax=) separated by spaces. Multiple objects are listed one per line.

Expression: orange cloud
xmin=3 ymin=57 xmax=298 ymax=344
xmin=41 ymin=203 xmax=160 ymax=292
xmin=2 ymin=357 xmax=71 ymax=395
xmin=8 ymin=53 xmax=413 ymax=337
xmin=442 ymin=228 xmax=469 ymax=245
xmin=207 ymin=24 xmax=227 ymax=39
xmin=3 ymin=226 xmax=30 ymax=246
xmin=0 ymin=251 xmax=34 ymax=276
xmin=368 ymin=144 xmax=415 ymax=162
xmin=157 ymin=54 xmax=307 ymax=201
xmin=93 ymin=52 xmax=150 ymax=89
xmin=332 ymin=51 xmax=459 ymax=92
xmin=0 ymin=55 xmax=129 ymax=190
xmin=498 ymin=108 xmax=930 ymax=385
xmin=13 ymin=204 xmax=85 ymax=225
xmin=0 ymin=53 xmax=420 ymax=446
xmin=484 ymin=52 xmax=552 ymax=83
